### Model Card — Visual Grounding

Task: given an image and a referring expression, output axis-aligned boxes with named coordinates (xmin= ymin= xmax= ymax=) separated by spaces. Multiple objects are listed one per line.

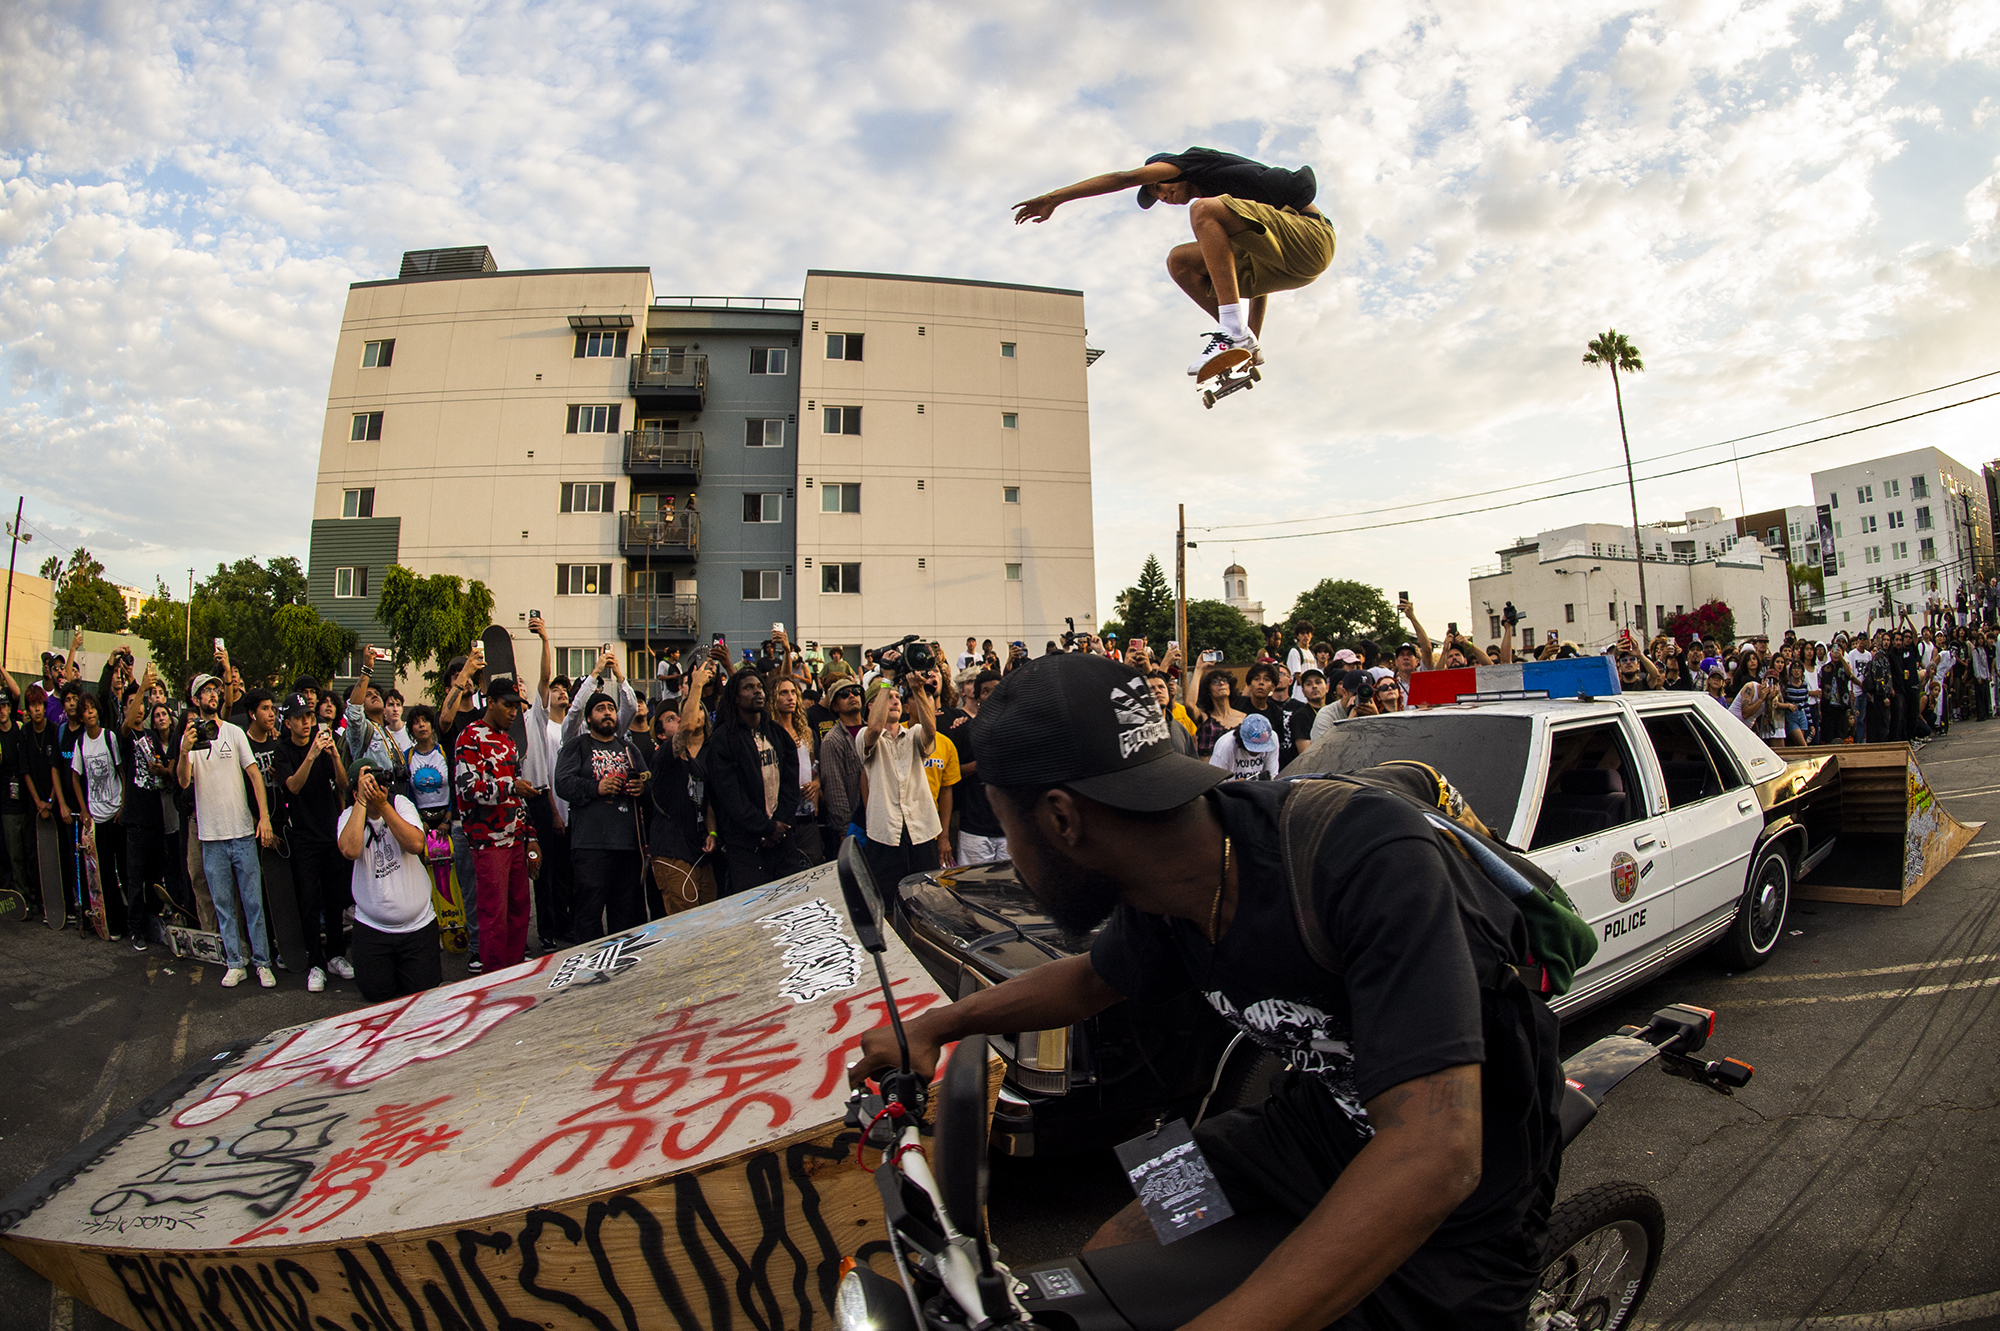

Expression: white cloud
xmin=1 ymin=0 xmax=1997 ymax=632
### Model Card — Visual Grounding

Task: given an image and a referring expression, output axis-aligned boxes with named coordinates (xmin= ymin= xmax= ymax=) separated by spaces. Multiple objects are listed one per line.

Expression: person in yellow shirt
xmin=922 ymin=728 xmax=960 ymax=869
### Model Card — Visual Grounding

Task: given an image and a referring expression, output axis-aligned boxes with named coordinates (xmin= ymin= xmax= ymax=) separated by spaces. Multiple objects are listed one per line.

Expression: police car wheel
xmin=1720 ymin=844 xmax=1790 ymax=971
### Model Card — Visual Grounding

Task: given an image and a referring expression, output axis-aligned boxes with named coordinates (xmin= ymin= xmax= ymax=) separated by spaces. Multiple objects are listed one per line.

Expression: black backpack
xmin=1277 ymin=761 xmax=1598 ymax=997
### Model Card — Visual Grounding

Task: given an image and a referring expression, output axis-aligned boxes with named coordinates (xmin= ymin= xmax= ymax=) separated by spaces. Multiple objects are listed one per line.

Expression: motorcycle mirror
xmin=836 ymin=837 xmax=886 ymax=954
xmin=936 ymin=1034 xmax=992 ymax=1255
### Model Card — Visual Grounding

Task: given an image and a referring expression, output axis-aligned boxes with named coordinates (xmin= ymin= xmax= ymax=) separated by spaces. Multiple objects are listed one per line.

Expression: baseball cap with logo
xmin=971 ymin=654 xmax=1228 ymax=813
xmin=1236 ymin=713 xmax=1278 ymax=754
xmin=281 ymin=692 xmax=313 ymax=718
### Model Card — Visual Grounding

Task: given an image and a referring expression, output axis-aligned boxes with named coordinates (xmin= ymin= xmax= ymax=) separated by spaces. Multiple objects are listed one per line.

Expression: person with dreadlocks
xmin=704 ymin=667 xmax=801 ymax=896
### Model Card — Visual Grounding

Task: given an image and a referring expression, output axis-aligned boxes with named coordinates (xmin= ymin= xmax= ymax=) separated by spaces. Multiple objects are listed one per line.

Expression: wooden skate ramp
xmin=0 ymin=865 xmax=950 ymax=1330
xmin=1787 ymin=742 xmax=1983 ymax=906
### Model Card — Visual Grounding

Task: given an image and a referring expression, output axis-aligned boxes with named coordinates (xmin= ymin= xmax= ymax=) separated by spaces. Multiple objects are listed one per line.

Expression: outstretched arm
xmin=1012 ymin=161 xmax=1181 ymax=223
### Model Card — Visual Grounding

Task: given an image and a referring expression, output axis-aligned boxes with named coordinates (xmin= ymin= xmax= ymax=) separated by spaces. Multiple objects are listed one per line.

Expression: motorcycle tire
xmin=1531 ymin=1180 xmax=1665 ymax=1331
xmin=1719 ymin=842 xmax=1790 ymax=971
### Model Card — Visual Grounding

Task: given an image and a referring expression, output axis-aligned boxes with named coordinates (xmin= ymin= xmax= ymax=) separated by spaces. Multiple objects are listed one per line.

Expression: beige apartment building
xmin=308 ymin=249 xmax=1097 ymax=684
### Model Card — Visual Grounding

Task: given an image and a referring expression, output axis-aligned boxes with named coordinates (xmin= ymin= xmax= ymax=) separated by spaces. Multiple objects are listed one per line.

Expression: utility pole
xmin=1175 ymin=505 xmax=1188 ymax=661
xmin=2 ymin=497 xmax=28 ymax=684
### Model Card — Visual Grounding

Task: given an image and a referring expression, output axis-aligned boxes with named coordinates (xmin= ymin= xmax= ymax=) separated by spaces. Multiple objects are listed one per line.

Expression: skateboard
xmin=480 ymin=624 xmax=532 ymax=753
xmin=426 ymin=829 xmax=468 ymax=953
xmin=79 ymin=819 xmax=107 ymax=940
xmin=166 ymin=924 xmax=228 ymax=965
xmin=36 ymin=816 xmax=63 ymax=928
xmin=1199 ymin=362 xmax=1260 ymax=409
xmin=0 ymin=888 xmax=24 ymax=922
xmin=259 ymin=841 xmax=309 ymax=972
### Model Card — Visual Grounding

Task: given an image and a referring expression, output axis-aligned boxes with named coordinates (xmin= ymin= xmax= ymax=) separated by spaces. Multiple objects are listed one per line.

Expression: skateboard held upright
xmin=36 ymin=815 xmax=64 ymax=929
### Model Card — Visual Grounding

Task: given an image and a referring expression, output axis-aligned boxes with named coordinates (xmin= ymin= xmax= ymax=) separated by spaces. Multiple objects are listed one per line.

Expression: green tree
xmin=275 ymin=604 xmax=357 ymax=685
xmin=374 ymin=565 xmax=497 ymax=702
xmin=130 ymin=560 xmax=347 ymax=694
xmin=1583 ymin=329 xmax=1648 ymax=633
xmin=1114 ymin=554 xmax=1177 ymax=648
xmin=1182 ymin=599 xmax=1263 ymax=662
xmin=1282 ymin=579 xmax=1402 ymax=649
xmin=47 ymin=548 xmax=129 ymax=634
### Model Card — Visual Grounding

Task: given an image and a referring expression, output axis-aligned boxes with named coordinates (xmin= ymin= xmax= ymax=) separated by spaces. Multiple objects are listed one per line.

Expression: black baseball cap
xmin=972 ymin=655 xmax=1227 ymax=813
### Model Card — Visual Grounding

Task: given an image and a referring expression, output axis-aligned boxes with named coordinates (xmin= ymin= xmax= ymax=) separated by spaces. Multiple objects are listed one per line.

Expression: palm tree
xmin=1583 ymin=330 xmax=1647 ymax=639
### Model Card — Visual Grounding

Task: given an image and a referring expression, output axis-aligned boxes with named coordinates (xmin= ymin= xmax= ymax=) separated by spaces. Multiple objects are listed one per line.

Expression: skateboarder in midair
xmin=1013 ymin=147 xmax=1334 ymax=379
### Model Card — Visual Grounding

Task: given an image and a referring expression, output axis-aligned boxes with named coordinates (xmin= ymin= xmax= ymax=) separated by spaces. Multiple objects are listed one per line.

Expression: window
xmin=1892 ymin=541 xmax=1909 ymax=561
xmin=821 ymin=482 xmax=861 ymax=513
xmin=743 ymin=492 xmax=782 ymax=523
xmin=556 ymin=563 xmax=613 ymax=596
xmin=559 ymin=648 xmax=595 ymax=679
xmin=1767 ymin=526 xmax=1782 ymax=546
xmin=332 ymin=566 xmax=369 ymax=598
xmin=1865 ymin=546 xmax=1881 ymax=564
xmin=1003 ymin=486 xmax=1020 ymax=504
xmin=741 ymin=569 xmax=782 ymax=600
xmin=1001 ymin=342 xmax=1016 ymax=358
xmin=1830 ymin=491 xmax=1839 ymax=508
xmin=1657 ymin=604 xmax=1669 ymax=629
xmin=560 ymin=482 xmax=613 ymax=513
xmin=341 ymin=487 xmax=375 ymax=518
xmin=1859 ymin=514 xmax=1878 ymax=534
xmin=821 ymin=563 xmax=861 ymax=594
xmin=745 ymin=418 xmax=785 ymax=448
xmin=1858 ymin=484 xmax=1874 ymax=504
xmin=573 ymin=330 xmax=628 ymax=358
xmin=1912 ymin=475 xmax=1929 ymax=499
xmin=1005 ymin=563 xmax=1022 ymax=582
xmin=1834 ymin=521 xmax=1843 ymax=538
xmin=1887 ymin=510 xmax=1904 ymax=529
xmin=1920 ymin=537 xmax=1937 ymax=560
xmin=822 ymin=406 xmax=862 ymax=435
xmin=1564 ymin=604 xmax=1575 ymax=624
xmin=1529 ymin=721 xmax=1645 ymax=849
xmin=825 ymin=333 xmax=864 ymax=361
xmin=1607 ymin=602 xmax=1616 ymax=621
xmin=1640 ymin=711 xmax=1742 ymax=808
xmin=566 ymin=404 xmax=621 ymax=434
xmin=361 ymin=339 xmax=394 ymax=368
xmin=1884 ymin=478 xmax=1900 ymax=498
xmin=350 ymin=412 xmax=383 ymax=441
xmin=1002 ymin=413 xmax=1018 ymax=429
xmin=1916 ymin=506 xmax=1933 ymax=530
xmin=750 ymin=348 xmax=789 ymax=375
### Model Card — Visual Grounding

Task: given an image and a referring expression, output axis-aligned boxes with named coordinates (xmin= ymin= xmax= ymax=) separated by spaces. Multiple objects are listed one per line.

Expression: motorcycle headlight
xmin=836 ymin=1265 xmax=919 ymax=1331
xmin=835 ymin=1269 xmax=873 ymax=1331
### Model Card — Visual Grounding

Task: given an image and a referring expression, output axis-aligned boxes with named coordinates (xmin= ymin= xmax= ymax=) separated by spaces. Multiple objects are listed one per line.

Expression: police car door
xmin=1524 ymin=717 xmax=1672 ymax=966
xmin=1638 ymin=705 xmax=1760 ymax=925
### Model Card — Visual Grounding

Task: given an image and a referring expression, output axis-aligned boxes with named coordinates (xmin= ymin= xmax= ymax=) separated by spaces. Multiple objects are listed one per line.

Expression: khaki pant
xmin=650 ymin=856 xmax=717 ymax=915
xmin=1217 ymin=195 xmax=1336 ymax=297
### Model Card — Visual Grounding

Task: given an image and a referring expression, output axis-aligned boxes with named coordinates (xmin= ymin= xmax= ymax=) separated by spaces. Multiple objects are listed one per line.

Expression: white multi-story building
xmin=1467 ymin=510 xmax=1793 ymax=653
xmin=1810 ymin=447 xmax=1993 ymax=628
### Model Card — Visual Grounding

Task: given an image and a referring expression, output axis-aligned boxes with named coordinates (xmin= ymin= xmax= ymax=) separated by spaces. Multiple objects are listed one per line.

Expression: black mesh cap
xmin=971 ymin=654 xmax=1227 ymax=813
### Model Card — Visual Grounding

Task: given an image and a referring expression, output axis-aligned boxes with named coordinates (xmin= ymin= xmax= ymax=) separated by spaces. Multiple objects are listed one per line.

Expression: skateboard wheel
xmin=1249 ymin=367 xmax=1262 ymax=382
xmin=1202 ymin=391 xmax=1217 ymax=409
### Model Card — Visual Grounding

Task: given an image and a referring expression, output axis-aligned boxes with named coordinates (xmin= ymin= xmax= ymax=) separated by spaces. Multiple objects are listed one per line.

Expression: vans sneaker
xmin=256 ymin=966 xmax=277 ymax=988
xmin=220 ymin=967 xmax=247 ymax=988
xmin=327 ymin=955 xmax=355 ymax=980
xmin=1188 ymin=329 xmax=1259 ymax=379
xmin=307 ymin=966 xmax=326 ymax=993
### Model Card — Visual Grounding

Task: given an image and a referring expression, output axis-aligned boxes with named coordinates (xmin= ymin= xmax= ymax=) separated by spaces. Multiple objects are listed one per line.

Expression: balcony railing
xmin=619 ymin=511 xmax=699 ymax=558
xmin=618 ymin=594 xmax=699 ymax=640
xmin=622 ymin=429 xmax=703 ymax=476
xmin=629 ymin=351 xmax=708 ymax=407
xmin=651 ymin=295 xmax=803 ymax=311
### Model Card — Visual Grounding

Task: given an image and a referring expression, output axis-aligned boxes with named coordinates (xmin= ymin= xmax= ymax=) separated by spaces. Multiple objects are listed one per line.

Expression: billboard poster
xmin=1818 ymin=504 xmax=1837 ymax=576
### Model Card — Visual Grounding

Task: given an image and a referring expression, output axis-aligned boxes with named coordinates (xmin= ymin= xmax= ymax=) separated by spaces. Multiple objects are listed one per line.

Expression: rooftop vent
xmin=399 ymin=246 xmax=498 ymax=280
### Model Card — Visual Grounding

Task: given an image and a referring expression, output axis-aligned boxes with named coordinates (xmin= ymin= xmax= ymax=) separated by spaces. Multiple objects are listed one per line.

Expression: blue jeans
xmin=201 ymin=835 xmax=270 ymax=969
xmin=452 ymin=825 xmax=479 ymax=953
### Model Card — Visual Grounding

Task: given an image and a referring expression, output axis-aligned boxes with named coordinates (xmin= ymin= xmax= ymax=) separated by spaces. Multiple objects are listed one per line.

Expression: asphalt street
xmin=3 ymin=722 xmax=1998 ymax=1330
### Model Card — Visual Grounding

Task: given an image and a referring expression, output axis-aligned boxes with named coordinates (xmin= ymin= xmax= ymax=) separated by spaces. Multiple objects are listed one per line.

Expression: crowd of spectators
xmin=4 ymin=585 xmax=1996 ymax=999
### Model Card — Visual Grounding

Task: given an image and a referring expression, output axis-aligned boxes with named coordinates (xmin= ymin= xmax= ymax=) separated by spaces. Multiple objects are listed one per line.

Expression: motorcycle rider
xmin=850 ymin=653 xmax=1563 ymax=1329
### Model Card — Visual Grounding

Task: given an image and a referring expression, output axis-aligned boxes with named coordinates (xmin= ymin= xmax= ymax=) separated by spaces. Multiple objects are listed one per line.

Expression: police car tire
xmin=1535 ymin=1180 xmax=1665 ymax=1331
xmin=1720 ymin=844 xmax=1790 ymax=971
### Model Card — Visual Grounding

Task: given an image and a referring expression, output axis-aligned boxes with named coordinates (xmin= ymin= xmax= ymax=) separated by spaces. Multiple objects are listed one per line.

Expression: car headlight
xmin=836 ymin=1265 xmax=919 ymax=1331
xmin=1010 ymin=1026 xmax=1070 ymax=1094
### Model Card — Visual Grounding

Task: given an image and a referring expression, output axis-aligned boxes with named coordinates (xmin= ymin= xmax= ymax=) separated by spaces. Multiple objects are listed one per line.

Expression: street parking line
xmin=1955 ymin=849 xmax=2000 ymax=859
xmin=1639 ymin=1286 xmax=2000 ymax=1328
xmin=1732 ymin=974 xmax=2000 ymax=1009
xmin=1734 ymin=952 xmax=2000 ymax=983
xmin=1927 ymin=782 xmax=2000 ymax=798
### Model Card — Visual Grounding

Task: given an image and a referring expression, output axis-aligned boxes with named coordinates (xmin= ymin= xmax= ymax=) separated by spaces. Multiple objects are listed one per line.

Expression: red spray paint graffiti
xmin=174 ymin=964 xmax=547 ymax=1128
xmin=232 ymin=1097 xmax=460 ymax=1245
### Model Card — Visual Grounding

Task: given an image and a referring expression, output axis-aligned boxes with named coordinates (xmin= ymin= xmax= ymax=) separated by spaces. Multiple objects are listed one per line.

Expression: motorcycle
xmin=830 ymin=839 xmax=1756 ymax=1331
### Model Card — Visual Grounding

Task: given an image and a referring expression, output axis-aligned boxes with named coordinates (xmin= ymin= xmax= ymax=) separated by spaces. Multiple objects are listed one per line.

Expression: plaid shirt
xmin=454 ymin=719 xmax=525 ymax=847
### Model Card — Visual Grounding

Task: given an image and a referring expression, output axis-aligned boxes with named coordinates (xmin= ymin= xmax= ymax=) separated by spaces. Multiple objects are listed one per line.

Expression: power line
xmin=1196 ymin=367 xmax=2000 ymax=533
xmin=1220 ymin=390 xmax=2000 ymax=544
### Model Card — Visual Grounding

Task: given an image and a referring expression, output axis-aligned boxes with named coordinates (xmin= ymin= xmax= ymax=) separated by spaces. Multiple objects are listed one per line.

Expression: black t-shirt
xmin=648 ymin=744 xmax=707 ymax=863
xmin=1147 ymin=147 xmax=1316 ymax=210
xmin=19 ymin=722 xmax=60 ymax=808
xmin=246 ymin=733 xmax=282 ymax=821
xmin=1280 ymin=700 xmax=1317 ymax=759
xmin=806 ymin=703 xmax=840 ymax=750
xmin=273 ymin=737 xmax=343 ymax=845
xmin=118 ymin=730 xmax=164 ymax=830
xmin=1089 ymin=783 xmax=1550 ymax=1242
xmin=0 ymin=724 xmax=27 ymax=814
xmin=627 ymin=731 xmax=658 ymax=766
xmin=938 ymin=707 xmax=1001 ymax=837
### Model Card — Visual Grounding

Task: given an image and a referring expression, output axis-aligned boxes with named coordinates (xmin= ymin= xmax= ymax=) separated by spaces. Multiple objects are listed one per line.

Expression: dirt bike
xmin=830 ymin=840 xmax=1755 ymax=1331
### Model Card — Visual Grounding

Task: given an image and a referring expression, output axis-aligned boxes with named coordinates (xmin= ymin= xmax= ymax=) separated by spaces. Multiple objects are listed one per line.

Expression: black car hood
xmin=898 ymin=861 xmax=1095 ymax=980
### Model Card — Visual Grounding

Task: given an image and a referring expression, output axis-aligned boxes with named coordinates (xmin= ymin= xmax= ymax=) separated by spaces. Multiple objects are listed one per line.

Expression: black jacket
xmin=704 ymin=717 xmax=799 ymax=843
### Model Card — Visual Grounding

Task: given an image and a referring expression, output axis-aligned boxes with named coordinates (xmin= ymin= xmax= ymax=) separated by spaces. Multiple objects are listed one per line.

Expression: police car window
xmin=1641 ymin=711 xmax=1731 ymax=808
xmin=1290 ymin=713 xmax=1531 ymax=832
xmin=1530 ymin=721 xmax=1644 ymax=849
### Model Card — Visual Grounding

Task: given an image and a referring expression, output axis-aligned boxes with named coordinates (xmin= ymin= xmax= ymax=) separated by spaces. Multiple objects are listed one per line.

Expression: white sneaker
xmin=307 ymin=966 xmax=326 ymax=993
xmin=256 ymin=966 xmax=277 ymax=989
xmin=327 ymin=955 xmax=355 ymax=979
xmin=1187 ymin=329 xmax=1258 ymax=378
xmin=220 ymin=967 xmax=247 ymax=988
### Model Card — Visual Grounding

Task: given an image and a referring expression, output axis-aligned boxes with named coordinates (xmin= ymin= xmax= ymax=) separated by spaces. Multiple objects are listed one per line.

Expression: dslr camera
xmin=187 ymin=712 xmax=219 ymax=752
xmin=872 ymin=634 xmax=936 ymax=688
xmin=1502 ymin=601 xmax=1521 ymax=628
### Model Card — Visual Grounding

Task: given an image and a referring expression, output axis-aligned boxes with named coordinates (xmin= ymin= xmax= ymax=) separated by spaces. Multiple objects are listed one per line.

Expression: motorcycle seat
xmin=1079 ymin=1211 xmax=1295 ymax=1331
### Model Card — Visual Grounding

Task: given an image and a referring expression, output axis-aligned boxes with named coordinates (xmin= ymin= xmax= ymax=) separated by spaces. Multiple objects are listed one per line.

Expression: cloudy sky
xmin=4 ymin=0 xmax=1999 ymax=636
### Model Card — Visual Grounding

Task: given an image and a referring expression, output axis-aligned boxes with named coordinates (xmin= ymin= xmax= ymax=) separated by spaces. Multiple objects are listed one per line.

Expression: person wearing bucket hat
xmin=1207 ymin=710 xmax=1280 ymax=782
xmin=848 ymin=651 xmax=1561 ymax=1327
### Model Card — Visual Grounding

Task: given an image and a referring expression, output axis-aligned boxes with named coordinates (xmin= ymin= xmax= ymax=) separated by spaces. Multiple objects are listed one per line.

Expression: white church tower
xmin=1224 ymin=563 xmax=1265 ymax=625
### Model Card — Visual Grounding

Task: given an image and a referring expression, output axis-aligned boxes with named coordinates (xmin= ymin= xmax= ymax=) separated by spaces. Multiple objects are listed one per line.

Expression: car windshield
xmin=1290 ymin=713 xmax=1535 ymax=835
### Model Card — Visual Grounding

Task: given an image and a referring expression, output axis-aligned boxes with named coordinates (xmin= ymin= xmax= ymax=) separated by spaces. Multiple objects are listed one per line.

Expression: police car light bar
xmin=1409 ymin=656 xmax=1621 ymax=707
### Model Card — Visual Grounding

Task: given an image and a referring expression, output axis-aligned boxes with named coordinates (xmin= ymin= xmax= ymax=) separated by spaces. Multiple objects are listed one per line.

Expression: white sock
xmin=1218 ymin=302 xmax=1247 ymax=339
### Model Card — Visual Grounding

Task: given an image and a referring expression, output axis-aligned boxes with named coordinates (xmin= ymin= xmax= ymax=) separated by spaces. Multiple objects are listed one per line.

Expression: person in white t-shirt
xmin=1209 ymin=712 xmax=1281 ymax=781
xmin=69 ymin=693 xmax=130 ymax=942
xmin=336 ymin=764 xmax=441 ymax=1003
xmin=175 ymin=672 xmax=277 ymax=988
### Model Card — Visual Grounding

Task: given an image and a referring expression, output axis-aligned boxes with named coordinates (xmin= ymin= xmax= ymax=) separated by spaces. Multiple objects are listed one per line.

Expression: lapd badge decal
xmin=1610 ymin=851 xmax=1639 ymax=903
